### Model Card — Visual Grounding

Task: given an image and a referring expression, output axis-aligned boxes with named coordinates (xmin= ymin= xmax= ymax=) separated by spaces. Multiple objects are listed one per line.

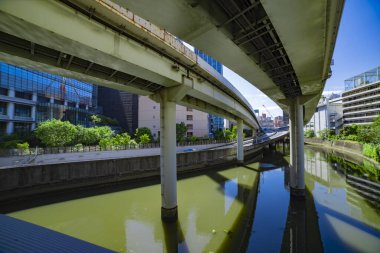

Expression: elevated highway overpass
xmin=117 ymin=0 xmax=344 ymax=199
xmin=0 ymin=0 xmax=344 ymax=221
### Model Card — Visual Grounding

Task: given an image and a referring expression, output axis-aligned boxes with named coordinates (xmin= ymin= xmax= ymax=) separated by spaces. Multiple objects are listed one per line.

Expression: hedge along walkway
xmin=305 ymin=138 xmax=380 ymax=166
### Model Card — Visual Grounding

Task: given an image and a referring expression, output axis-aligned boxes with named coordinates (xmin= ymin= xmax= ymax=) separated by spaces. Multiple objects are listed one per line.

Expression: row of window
xmin=0 ymin=63 xmax=96 ymax=106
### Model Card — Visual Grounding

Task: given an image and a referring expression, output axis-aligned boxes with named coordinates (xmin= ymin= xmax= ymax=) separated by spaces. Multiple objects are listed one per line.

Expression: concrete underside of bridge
xmin=0 ymin=0 xmax=260 ymax=221
xmin=0 ymin=0 xmax=344 ymax=220
xmin=119 ymin=0 xmax=344 ymax=198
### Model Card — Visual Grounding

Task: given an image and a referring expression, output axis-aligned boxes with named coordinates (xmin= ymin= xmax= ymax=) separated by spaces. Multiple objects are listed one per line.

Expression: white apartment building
xmin=138 ymin=96 xmax=209 ymax=139
xmin=342 ymin=67 xmax=380 ymax=125
xmin=305 ymin=95 xmax=343 ymax=134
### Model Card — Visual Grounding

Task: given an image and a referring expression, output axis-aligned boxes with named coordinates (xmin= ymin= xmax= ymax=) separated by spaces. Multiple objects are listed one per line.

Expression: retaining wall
xmin=305 ymin=138 xmax=363 ymax=155
xmin=0 ymin=147 xmax=262 ymax=202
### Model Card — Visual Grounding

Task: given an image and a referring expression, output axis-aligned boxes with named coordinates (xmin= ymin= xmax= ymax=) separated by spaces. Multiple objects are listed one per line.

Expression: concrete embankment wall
xmin=0 ymin=147 xmax=262 ymax=202
xmin=305 ymin=138 xmax=363 ymax=155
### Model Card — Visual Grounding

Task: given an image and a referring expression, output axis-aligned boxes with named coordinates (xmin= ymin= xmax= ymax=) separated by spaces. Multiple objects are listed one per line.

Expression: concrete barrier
xmin=0 ymin=147 xmax=263 ymax=202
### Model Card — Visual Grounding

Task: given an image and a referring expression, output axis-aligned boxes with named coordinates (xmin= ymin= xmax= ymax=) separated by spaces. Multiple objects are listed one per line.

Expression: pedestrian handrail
xmin=0 ymin=139 xmax=234 ymax=157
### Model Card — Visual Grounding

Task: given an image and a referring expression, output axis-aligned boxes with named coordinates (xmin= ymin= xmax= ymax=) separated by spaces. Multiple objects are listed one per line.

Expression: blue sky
xmin=222 ymin=0 xmax=380 ymax=118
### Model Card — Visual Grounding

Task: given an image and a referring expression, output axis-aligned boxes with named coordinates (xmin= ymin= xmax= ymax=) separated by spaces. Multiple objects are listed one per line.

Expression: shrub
xmin=35 ymin=119 xmax=77 ymax=147
xmin=135 ymin=127 xmax=153 ymax=143
xmin=0 ymin=140 xmax=23 ymax=149
xmin=363 ymin=143 xmax=380 ymax=162
xmin=73 ymin=143 xmax=83 ymax=152
xmin=190 ymin=136 xmax=198 ymax=142
xmin=304 ymin=129 xmax=315 ymax=138
xmin=318 ymin=129 xmax=330 ymax=140
xmin=139 ymin=133 xmax=150 ymax=144
xmin=345 ymin=135 xmax=358 ymax=141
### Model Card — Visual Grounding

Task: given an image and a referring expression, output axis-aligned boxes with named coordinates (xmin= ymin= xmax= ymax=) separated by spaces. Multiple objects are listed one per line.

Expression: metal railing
xmin=0 ymin=139 xmax=235 ymax=157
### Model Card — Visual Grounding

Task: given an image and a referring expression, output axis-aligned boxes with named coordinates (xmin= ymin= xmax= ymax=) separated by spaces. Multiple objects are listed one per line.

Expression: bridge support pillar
xmin=289 ymin=97 xmax=305 ymax=197
xmin=237 ymin=118 xmax=244 ymax=164
xmin=159 ymin=90 xmax=177 ymax=222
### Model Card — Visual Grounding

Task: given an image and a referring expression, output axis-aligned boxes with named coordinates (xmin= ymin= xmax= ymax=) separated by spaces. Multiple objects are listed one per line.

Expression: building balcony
xmin=342 ymin=93 xmax=380 ymax=106
xmin=344 ymin=107 xmax=380 ymax=116
xmin=343 ymin=99 xmax=380 ymax=111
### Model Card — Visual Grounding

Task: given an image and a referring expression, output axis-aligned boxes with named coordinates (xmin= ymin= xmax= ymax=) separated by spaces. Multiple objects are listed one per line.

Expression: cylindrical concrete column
xmin=236 ymin=118 xmax=244 ymax=163
xmin=160 ymin=90 xmax=177 ymax=222
xmin=289 ymin=97 xmax=305 ymax=197
xmin=295 ymin=97 xmax=305 ymax=193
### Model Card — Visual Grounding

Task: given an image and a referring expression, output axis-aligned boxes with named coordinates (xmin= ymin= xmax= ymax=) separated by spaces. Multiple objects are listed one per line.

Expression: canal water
xmin=7 ymin=145 xmax=380 ymax=253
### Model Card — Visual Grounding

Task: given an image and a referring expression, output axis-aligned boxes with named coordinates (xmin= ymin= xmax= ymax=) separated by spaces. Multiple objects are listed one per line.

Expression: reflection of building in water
xmin=305 ymin=149 xmax=380 ymax=232
xmin=346 ymin=174 xmax=380 ymax=206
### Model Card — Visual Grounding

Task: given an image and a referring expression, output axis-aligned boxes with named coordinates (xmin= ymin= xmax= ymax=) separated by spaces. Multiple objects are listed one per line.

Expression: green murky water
xmin=9 ymin=165 xmax=260 ymax=253
xmin=7 ymin=145 xmax=380 ymax=253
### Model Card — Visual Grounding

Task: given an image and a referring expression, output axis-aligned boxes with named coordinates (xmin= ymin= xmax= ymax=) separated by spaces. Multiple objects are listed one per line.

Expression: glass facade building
xmin=194 ymin=49 xmax=226 ymax=137
xmin=0 ymin=62 xmax=97 ymax=135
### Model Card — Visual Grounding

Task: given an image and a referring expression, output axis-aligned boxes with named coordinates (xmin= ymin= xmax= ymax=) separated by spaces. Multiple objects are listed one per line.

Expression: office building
xmin=194 ymin=48 xmax=228 ymax=137
xmin=305 ymin=95 xmax=343 ymax=134
xmin=138 ymin=96 xmax=208 ymax=139
xmin=342 ymin=66 xmax=380 ymax=125
xmin=259 ymin=113 xmax=274 ymax=128
xmin=97 ymin=86 xmax=138 ymax=134
xmin=0 ymin=62 xmax=97 ymax=135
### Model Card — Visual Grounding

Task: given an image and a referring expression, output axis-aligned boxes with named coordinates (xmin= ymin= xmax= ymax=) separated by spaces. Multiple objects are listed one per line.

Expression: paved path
xmin=0 ymin=143 xmax=227 ymax=168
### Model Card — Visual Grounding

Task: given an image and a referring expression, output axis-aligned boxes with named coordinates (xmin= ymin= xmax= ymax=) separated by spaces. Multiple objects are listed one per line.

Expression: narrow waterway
xmin=6 ymin=145 xmax=380 ymax=253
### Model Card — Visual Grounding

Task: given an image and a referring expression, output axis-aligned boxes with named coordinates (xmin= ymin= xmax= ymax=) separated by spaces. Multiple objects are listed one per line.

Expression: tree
xmin=215 ymin=129 xmax=224 ymax=140
xmin=91 ymin=114 xmax=119 ymax=126
xmin=224 ymin=128 xmax=234 ymax=141
xmin=35 ymin=119 xmax=77 ymax=147
xmin=176 ymin=122 xmax=188 ymax=142
xmin=135 ymin=127 xmax=153 ymax=143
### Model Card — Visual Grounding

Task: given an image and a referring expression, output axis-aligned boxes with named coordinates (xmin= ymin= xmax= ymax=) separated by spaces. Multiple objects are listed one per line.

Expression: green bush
xmin=345 ymin=135 xmax=358 ymax=141
xmin=190 ymin=136 xmax=198 ymax=142
xmin=135 ymin=127 xmax=153 ymax=143
xmin=0 ymin=140 xmax=23 ymax=149
xmin=139 ymin=134 xmax=150 ymax=144
xmin=99 ymin=133 xmax=132 ymax=150
xmin=16 ymin=142 xmax=29 ymax=150
xmin=363 ymin=143 xmax=380 ymax=162
xmin=73 ymin=143 xmax=83 ymax=152
xmin=35 ymin=119 xmax=77 ymax=147
xmin=318 ymin=128 xmax=330 ymax=140
xmin=304 ymin=129 xmax=315 ymax=138
xmin=176 ymin=122 xmax=188 ymax=142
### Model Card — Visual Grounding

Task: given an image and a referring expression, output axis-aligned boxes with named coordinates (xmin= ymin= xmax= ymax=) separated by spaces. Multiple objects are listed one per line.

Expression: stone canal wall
xmin=305 ymin=138 xmax=363 ymax=155
xmin=0 ymin=147 xmax=263 ymax=202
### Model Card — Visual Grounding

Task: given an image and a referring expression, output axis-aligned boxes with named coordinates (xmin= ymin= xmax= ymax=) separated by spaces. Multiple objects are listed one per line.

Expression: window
xmin=14 ymin=123 xmax=31 ymax=133
xmin=186 ymin=124 xmax=193 ymax=130
xmin=15 ymin=91 xmax=32 ymax=100
xmin=0 ymin=87 xmax=7 ymax=96
xmin=0 ymin=122 xmax=6 ymax=135
xmin=15 ymin=104 xmax=31 ymax=117
xmin=187 ymin=132 xmax=193 ymax=137
xmin=153 ymin=106 xmax=156 ymax=109
xmin=187 ymin=115 xmax=193 ymax=120
xmin=186 ymin=107 xmax=192 ymax=112
xmin=0 ymin=102 xmax=6 ymax=115
xmin=153 ymin=125 xmax=156 ymax=129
